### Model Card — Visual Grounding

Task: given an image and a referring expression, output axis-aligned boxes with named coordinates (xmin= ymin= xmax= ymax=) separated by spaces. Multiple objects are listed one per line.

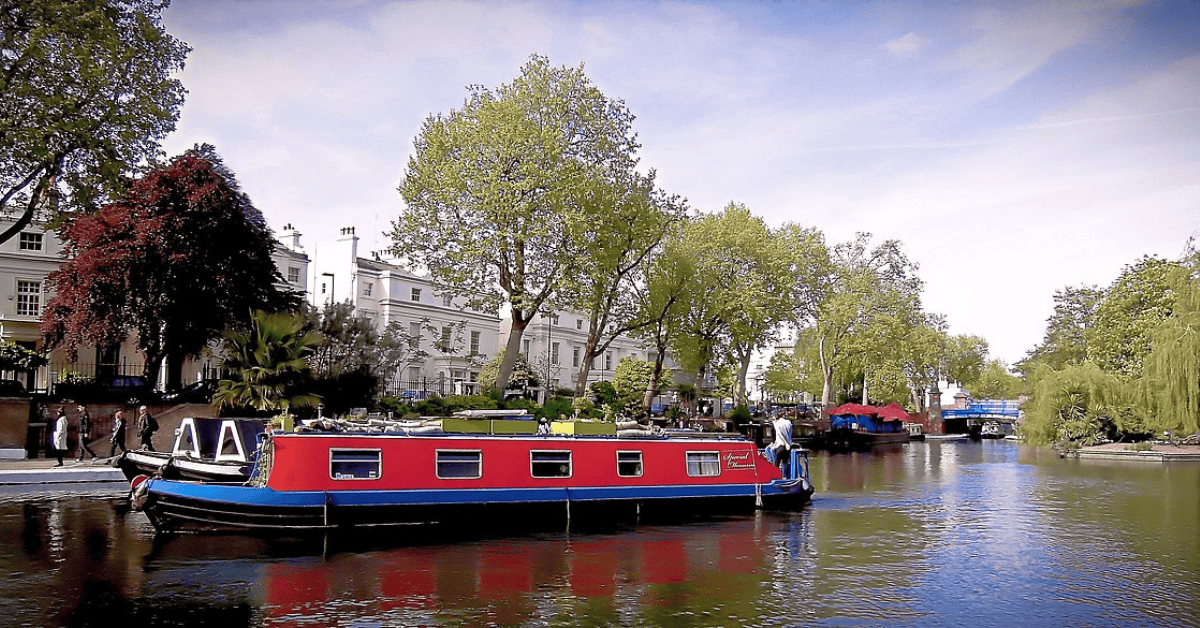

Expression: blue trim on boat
xmin=144 ymin=478 xmax=786 ymax=508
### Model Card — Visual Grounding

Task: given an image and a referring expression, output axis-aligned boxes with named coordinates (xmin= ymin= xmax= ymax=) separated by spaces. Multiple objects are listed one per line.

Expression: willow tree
xmin=393 ymin=55 xmax=639 ymax=393
xmin=0 ymin=0 xmax=188 ymax=244
xmin=1137 ymin=277 xmax=1200 ymax=436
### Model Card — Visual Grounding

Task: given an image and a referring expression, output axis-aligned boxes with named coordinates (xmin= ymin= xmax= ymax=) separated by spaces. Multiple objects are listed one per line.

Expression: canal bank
xmin=1075 ymin=442 xmax=1200 ymax=462
xmin=0 ymin=456 xmax=124 ymax=485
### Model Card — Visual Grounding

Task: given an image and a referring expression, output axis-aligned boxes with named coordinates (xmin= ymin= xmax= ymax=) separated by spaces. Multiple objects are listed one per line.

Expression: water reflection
xmin=2 ymin=441 xmax=1198 ymax=627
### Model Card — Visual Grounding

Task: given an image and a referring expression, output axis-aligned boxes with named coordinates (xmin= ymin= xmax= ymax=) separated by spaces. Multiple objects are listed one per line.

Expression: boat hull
xmin=136 ymin=479 xmax=807 ymax=534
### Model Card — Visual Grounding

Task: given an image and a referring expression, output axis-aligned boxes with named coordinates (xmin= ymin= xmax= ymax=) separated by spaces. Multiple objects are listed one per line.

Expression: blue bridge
xmin=941 ymin=400 xmax=1021 ymax=422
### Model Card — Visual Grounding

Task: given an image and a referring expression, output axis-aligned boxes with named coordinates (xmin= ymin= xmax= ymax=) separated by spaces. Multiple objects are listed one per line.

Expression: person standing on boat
xmin=769 ymin=414 xmax=793 ymax=476
xmin=75 ymin=405 xmax=97 ymax=461
xmin=137 ymin=406 xmax=158 ymax=451
xmin=51 ymin=407 xmax=68 ymax=467
xmin=110 ymin=409 xmax=128 ymax=457
xmin=537 ymin=417 xmax=550 ymax=435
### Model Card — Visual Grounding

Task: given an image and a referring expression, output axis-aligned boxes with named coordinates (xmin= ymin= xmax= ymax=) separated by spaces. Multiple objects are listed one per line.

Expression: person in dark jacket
xmin=136 ymin=405 xmax=158 ymax=451
xmin=75 ymin=405 xmax=96 ymax=461
xmin=109 ymin=409 xmax=128 ymax=457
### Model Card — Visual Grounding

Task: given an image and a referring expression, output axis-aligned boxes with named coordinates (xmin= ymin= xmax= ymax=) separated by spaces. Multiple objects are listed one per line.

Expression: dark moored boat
xmin=130 ymin=418 xmax=814 ymax=534
xmin=119 ymin=417 xmax=266 ymax=483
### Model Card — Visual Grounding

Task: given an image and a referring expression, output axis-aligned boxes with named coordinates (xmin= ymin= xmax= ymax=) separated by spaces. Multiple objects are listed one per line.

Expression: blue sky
xmin=160 ymin=0 xmax=1200 ymax=365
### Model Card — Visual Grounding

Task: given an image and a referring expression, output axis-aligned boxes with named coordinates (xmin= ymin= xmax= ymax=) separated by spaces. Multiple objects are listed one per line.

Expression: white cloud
xmin=885 ymin=32 xmax=930 ymax=57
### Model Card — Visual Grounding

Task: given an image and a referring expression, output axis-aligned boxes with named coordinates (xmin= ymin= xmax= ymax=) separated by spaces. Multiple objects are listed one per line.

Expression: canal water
xmin=1 ymin=439 xmax=1197 ymax=627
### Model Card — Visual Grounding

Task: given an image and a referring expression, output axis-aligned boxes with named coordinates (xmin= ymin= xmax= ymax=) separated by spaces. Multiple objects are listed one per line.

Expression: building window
xmin=364 ymin=282 xmax=373 ymax=297
xmin=576 ymin=319 xmax=583 ymax=330
xmin=531 ymin=451 xmax=572 ymax=478
xmin=572 ymin=347 xmax=580 ymax=368
xmin=287 ymin=266 xmax=300 ymax=283
xmin=443 ymin=295 xmax=453 ymax=307
xmin=470 ymin=331 xmax=480 ymax=355
xmin=411 ymin=287 xmax=421 ymax=302
xmin=330 ymin=449 xmax=381 ymax=480
xmin=16 ymin=280 xmax=40 ymax=317
xmin=19 ymin=232 xmax=43 ymax=251
xmin=409 ymin=322 xmax=421 ymax=350
xmin=320 ymin=282 xmax=327 ymax=294
xmin=438 ymin=326 xmax=451 ymax=351
xmin=604 ymin=352 xmax=613 ymax=371
xmin=617 ymin=451 xmax=643 ymax=478
xmin=550 ymin=313 xmax=559 ymax=326
xmin=551 ymin=342 xmax=560 ymax=365
xmin=437 ymin=450 xmax=481 ymax=479
xmin=686 ymin=452 xmax=721 ymax=477
xmin=522 ymin=338 xmax=531 ymax=358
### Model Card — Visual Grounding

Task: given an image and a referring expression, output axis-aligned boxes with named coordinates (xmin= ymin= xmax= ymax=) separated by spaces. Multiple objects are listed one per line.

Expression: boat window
xmin=686 ymin=451 xmax=721 ymax=477
xmin=437 ymin=450 xmax=482 ymax=479
xmin=531 ymin=450 xmax=572 ymax=478
xmin=330 ymin=449 xmax=381 ymax=480
xmin=617 ymin=451 xmax=643 ymax=478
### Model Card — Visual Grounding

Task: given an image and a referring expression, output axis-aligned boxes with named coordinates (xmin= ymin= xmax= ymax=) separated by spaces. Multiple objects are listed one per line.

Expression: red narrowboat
xmin=131 ymin=427 xmax=813 ymax=534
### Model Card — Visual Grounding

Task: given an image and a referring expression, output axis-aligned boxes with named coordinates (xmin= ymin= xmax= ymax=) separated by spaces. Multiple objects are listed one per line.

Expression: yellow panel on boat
xmin=550 ymin=421 xmax=617 ymax=435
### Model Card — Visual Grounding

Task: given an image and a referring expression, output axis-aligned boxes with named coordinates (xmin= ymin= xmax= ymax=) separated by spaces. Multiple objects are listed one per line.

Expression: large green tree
xmin=1085 ymin=256 xmax=1184 ymax=378
xmin=670 ymin=204 xmax=825 ymax=408
xmin=393 ymin=55 xmax=639 ymax=394
xmin=632 ymin=237 xmax=695 ymax=411
xmin=1017 ymin=285 xmax=1102 ymax=375
xmin=41 ymin=146 xmax=297 ymax=389
xmin=965 ymin=360 xmax=1025 ymax=400
xmin=807 ymin=233 xmax=923 ymax=405
xmin=0 ymin=0 xmax=188 ymax=245
xmin=565 ymin=171 xmax=687 ymax=397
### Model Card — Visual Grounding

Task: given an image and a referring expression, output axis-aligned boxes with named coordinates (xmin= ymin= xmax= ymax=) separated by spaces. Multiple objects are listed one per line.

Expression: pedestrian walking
xmin=51 ymin=407 xmax=68 ymax=467
xmin=137 ymin=405 xmax=158 ymax=451
xmin=109 ymin=409 xmax=128 ymax=457
xmin=75 ymin=404 xmax=97 ymax=461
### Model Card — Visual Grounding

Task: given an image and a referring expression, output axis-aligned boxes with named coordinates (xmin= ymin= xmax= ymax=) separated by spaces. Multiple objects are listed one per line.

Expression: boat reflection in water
xmin=137 ymin=516 xmax=783 ymax=627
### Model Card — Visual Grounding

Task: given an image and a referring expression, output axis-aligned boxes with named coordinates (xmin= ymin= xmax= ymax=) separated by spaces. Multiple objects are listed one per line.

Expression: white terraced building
xmin=0 ymin=217 xmax=310 ymax=392
xmin=308 ymin=226 xmax=501 ymax=398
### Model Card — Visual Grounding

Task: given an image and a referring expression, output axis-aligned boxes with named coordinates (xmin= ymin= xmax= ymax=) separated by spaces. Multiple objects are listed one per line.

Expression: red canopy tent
xmin=829 ymin=402 xmax=911 ymax=423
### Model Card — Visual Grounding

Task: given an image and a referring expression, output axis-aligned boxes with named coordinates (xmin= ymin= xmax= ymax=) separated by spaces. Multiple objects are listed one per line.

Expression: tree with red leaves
xmin=40 ymin=145 xmax=299 ymax=391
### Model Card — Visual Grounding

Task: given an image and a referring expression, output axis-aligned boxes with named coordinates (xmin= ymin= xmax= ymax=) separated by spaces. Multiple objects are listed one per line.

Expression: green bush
xmin=413 ymin=396 xmax=449 ymax=416
xmin=443 ymin=395 xmax=497 ymax=412
xmin=538 ymin=396 xmax=574 ymax=421
xmin=729 ymin=404 xmax=753 ymax=426
xmin=502 ymin=398 xmax=538 ymax=414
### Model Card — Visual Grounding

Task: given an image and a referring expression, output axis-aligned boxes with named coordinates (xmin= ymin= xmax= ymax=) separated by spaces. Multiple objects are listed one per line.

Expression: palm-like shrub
xmin=215 ymin=310 xmax=322 ymax=414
